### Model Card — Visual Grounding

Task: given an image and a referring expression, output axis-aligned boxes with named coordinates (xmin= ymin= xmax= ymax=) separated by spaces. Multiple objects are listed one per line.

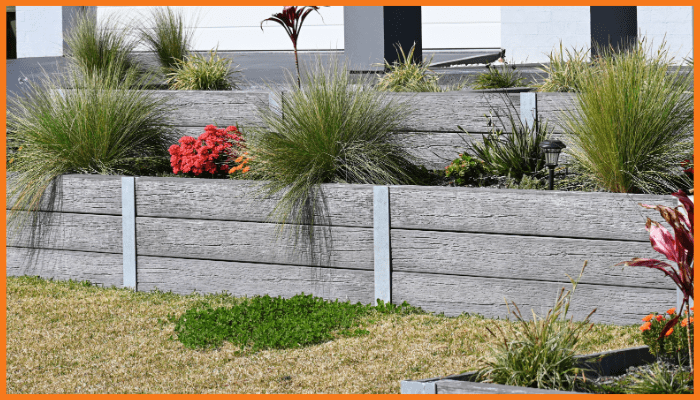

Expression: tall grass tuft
xmin=561 ymin=38 xmax=694 ymax=194
xmin=165 ymin=49 xmax=241 ymax=90
xmin=476 ymin=262 xmax=595 ymax=391
xmin=64 ymin=8 xmax=140 ymax=81
xmin=536 ymin=42 xmax=590 ymax=92
xmin=245 ymin=58 xmax=418 ymax=256
xmin=138 ymin=6 xmax=194 ymax=72
xmin=7 ymin=64 xmax=174 ymax=234
xmin=471 ymin=61 xmax=526 ymax=89
xmin=376 ymin=43 xmax=466 ymax=92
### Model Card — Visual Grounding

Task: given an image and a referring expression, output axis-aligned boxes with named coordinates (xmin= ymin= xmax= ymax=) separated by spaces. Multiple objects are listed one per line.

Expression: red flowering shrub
xmin=169 ymin=125 xmax=244 ymax=177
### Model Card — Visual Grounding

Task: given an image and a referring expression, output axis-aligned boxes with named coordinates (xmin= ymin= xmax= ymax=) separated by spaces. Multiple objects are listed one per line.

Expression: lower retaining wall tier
xmin=6 ymin=174 xmax=680 ymax=325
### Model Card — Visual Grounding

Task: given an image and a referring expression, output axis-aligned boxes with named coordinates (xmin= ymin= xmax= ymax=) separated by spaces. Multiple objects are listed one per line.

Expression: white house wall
xmin=97 ymin=6 xmax=500 ymax=51
xmin=502 ymin=6 xmax=693 ymax=64
xmin=15 ymin=6 xmax=63 ymax=58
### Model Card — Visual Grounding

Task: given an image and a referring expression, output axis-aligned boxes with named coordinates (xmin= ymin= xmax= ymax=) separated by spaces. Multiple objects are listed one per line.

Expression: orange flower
xmin=235 ymin=156 xmax=244 ymax=163
xmin=665 ymin=328 xmax=674 ymax=336
xmin=640 ymin=322 xmax=652 ymax=331
xmin=667 ymin=307 xmax=676 ymax=315
xmin=642 ymin=314 xmax=653 ymax=322
xmin=656 ymin=314 xmax=665 ymax=322
xmin=242 ymin=166 xmax=250 ymax=173
xmin=682 ymin=318 xmax=689 ymax=327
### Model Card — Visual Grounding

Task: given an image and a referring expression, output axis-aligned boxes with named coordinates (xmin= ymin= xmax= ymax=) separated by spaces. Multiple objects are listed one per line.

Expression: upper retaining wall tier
xmin=7 ymin=174 xmax=679 ymax=325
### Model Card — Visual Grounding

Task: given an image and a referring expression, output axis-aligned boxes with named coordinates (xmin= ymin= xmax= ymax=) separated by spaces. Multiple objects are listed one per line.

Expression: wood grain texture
xmin=150 ymin=90 xmax=269 ymax=127
xmin=387 ymin=92 xmax=522 ymax=133
xmin=391 ymin=229 xmax=675 ymax=289
xmin=136 ymin=256 xmax=374 ymax=304
xmin=537 ymin=93 xmax=579 ymax=134
xmin=436 ymin=380 xmax=576 ymax=394
xmin=6 ymin=174 xmax=122 ymax=214
xmin=6 ymin=211 xmax=122 ymax=253
xmin=136 ymin=217 xmax=374 ymax=269
xmin=392 ymin=271 xmax=674 ymax=325
xmin=389 ymin=185 xmax=676 ymax=241
xmin=6 ymin=247 xmax=123 ymax=288
xmin=135 ymin=177 xmax=375 ymax=227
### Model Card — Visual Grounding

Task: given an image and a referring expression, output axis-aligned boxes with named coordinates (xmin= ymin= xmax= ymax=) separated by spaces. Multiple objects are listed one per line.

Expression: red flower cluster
xmin=169 ymin=125 xmax=244 ymax=176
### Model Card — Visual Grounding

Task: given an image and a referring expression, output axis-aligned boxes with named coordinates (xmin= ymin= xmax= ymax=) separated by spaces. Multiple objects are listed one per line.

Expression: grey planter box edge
xmin=400 ymin=345 xmax=654 ymax=394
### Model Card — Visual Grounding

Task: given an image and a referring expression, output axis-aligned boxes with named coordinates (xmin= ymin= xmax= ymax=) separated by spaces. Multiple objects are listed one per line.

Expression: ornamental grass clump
xmin=7 ymin=63 xmax=173 ymax=234
xmin=244 ymin=58 xmax=418 ymax=251
xmin=376 ymin=43 xmax=467 ymax=92
xmin=476 ymin=262 xmax=595 ymax=391
xmin=165 ymin=49 xmax=241 ymax=90
xmin=138 ymin=6 xmax=194 ymax=73
xmin=64 ymin=8 xmax=140 ymax=82
xmin=536 ymin=42 xmax=590 ymax=92
xmin=561 ymin=37 xmax=694 ymax=194
xmin=471 ymin=60 xmax=526 ymax=89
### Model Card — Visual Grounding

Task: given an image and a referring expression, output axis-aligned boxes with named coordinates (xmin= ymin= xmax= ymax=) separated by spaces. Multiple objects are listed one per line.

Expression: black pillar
xmin=590 ymin=6 xmax=637 ymax=58
xmin=383 ymin=6 xmax=422 ymax=66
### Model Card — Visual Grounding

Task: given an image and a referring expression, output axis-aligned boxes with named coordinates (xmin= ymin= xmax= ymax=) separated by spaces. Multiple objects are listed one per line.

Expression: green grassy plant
xmin=376 ymin=43 xmax=466 ymax=92
xmin=561 ymin=38 xmax=694 ymax=194
xmin=6 ymin=64 xmax=174 ymax=234
xmin=459 ymin=95 xmax=551 ymax=183
xmin=629 ymin=363 xmax=693 ymax=394
xmin=168 ymin=294 xmax=422 ymax=351
xmin=476 ymin=262 xmax=595 ymax=391
xmin=244 ymin=58 xmax=419 ymax=252
xmin=536 ymin=42 xmax=590 ymax=92
xmin=138 ymin=6 xmax=194 ymax=72
xmin=64 ymin=8 xmax=140 ymax=81
xmin=471 ymin=61 xmax=526 ymax=89
xmin=165 ymin=49 xmax=241 ymax=90
xmin=444 ymin=153 xmax=489 ymax=186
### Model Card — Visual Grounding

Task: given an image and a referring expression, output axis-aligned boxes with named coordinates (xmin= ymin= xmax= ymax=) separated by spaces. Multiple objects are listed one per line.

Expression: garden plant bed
xmin=401 ymin=346 xmax=667 ymax=394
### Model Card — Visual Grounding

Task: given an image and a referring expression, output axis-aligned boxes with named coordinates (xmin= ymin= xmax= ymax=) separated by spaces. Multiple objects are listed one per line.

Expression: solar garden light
xmin=539 ymin=139 xmax=566 ymax=190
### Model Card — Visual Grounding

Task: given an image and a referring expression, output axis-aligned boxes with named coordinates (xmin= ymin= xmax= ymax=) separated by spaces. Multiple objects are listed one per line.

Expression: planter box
xmin=7 ymin=174 xmax=678 ymax=325
xmin=400 ymin=346 xmax=655 ymax=394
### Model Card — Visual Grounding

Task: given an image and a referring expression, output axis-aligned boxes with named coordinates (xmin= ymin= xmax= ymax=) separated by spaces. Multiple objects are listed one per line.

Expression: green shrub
xmin=168 ymin=294 xmax=422 ymax=351
xmin=244 ymin=58 xmax=419 ymax=248
xmin=628 ymin=363 xmax=693 ymax=394
xmin=138 ymin=6 xmax=194 ymax=72
xmin=471 ymin=61 xmax=526 ymax=89
xmin=459 ymin=95 xmax=552 ymax=182
xmin=476 ymin=262 xmax=595 ymax=391
xmin=536 ymin=42 xmax=590 ymax=92
xmin=64 ymin=8 xmax=140 ymax=81
xmin=165 ymin=49 xmax=241 ymax=90
xmin=444 ymin=153 xmax=488 ymax=186
xmin=7 ymin=64 xmax=174 ymax=233
xmin=638 ymin=310 xmax=694 ymax=361
xmin=561 ymin=38 xmax=694 ymax=194
xmin=376 ymin=43 xmax=466 ymax=92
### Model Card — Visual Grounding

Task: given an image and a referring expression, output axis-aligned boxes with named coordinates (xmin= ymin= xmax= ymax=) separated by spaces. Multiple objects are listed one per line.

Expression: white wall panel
xmin=638 ymin=6 xmax=693 ymax=62
xmin=16 ymin=6 xmax=63 ymax=58
xmin=422 ymin=6 xmax=500 ymax=48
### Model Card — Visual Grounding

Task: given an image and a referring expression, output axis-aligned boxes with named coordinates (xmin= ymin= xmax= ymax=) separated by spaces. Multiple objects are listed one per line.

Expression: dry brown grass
xmin=6 ymin=276 xmax=643 ymax=394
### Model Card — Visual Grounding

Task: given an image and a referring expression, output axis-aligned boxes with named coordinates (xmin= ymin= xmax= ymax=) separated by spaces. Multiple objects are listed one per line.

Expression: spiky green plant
xmin=7 ymin=63 xmax=174 ymax=235
xmin=244 ymin=58 xmax=418 ymax=255
xmin=561 ymin=37 xmax=694 ymax=194
xmin=138 ymin=6 xmax=194 ymax=72
xmin=376 ymin=43 xmax=466 ymax=92
xmin=537 ymin=42 xmax=591 ymax=92
xmin=165 ymin=49 xmax=241 ymax=90
xmin=63 ymin=7 xmax=140 ymax=81
xmin=629 ymin=363 xmax=693 ymax=394
xmin=459 ymin=95 xmax=552 ymax=182
xmin=476 ymin=262 xmax=595 ymax=391
xmin=471 ymin=61 xmax=526 ymax=89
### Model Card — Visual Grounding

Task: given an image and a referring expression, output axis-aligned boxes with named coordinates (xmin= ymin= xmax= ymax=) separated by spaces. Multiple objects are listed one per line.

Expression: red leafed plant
xmin=261 ymin=6 xmax=324 ymax=89
xmin=169 ymin=125 xmax=245 ymax=177
xmin=617 ymin=189 xmax=694 ymax=372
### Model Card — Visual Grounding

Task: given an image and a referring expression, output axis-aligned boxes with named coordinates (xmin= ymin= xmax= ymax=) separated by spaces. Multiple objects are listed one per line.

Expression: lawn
xmin=6 ymin=275 xmax=643 ymax=394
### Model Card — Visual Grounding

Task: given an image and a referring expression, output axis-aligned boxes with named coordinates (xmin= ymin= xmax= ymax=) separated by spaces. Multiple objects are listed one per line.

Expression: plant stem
xmin=686 ymin=302 xmax=693 ymax=374
xmin=294 ymin=48 xmax=301 ymax=89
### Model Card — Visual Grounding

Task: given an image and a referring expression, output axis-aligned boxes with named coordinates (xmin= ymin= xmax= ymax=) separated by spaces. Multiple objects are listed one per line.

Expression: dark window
xmin=7 ymin=6 xmax=16 ymax=59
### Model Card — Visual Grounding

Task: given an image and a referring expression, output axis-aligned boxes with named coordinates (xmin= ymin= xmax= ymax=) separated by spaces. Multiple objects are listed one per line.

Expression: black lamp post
xmin=539 ymin=140 xmax=566 ymax=190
